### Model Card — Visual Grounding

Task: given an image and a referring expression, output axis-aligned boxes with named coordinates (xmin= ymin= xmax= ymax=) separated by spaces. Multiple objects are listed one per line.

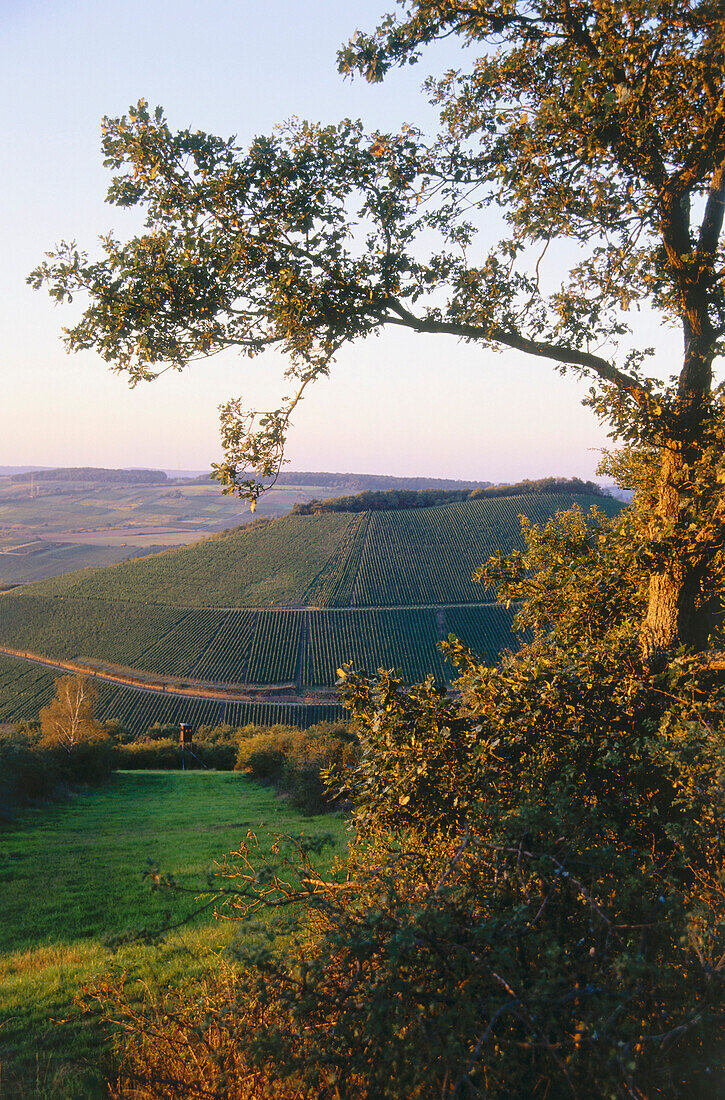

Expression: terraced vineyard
xmin=0 ymin=599 xmax=515 ymax=686
xmin=0 ymin=653 xmax=345 ymax=730
xmin=0 ymin=492 xmax=621 ymax=733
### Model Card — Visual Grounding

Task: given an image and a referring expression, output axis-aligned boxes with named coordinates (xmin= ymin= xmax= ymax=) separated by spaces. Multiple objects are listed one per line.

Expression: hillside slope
xmin=0 ymin=493 xmax=622 ymax=733
xmin=26 ymin=493 xmax=619 ymax=609
xmin=28 ymin=513 xmax=354 ymax=607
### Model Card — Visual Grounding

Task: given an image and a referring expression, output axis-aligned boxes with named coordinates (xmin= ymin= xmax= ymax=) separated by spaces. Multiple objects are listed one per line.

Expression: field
xmin=302 ymin=494 xmax=601 ymax=606
xmin=0 ymin=771 xmax=348 ymax=1097
xmin=0 ymin=471 xmax=372 ymax=585
xmin=27 ymin=492 xmax=618 ymax=608
xmin=28 ymin=512 xmax=355 ymax=606
xmin=0 ymin=653 xmax=347 ymax=733
xmin=0 ymin=539 xmax=164 ymax=584
xmin=0 ymin=493 xmax=619 ymax=732
xmin=0 ymin=601 xmax=515 ymax=733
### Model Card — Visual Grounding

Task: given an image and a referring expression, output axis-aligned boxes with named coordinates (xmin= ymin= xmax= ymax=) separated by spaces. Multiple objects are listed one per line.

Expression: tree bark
xmin=642 ymin=178 xmax=721 ymax=667
xmin=641 ymin=340 xmax=720 ymax=668
xmin=641 ymin=441 xmax=713 ymax=665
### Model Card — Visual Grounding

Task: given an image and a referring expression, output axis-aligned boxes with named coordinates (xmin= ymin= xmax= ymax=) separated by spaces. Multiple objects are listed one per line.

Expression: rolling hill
xmin=0 ymin=491 xmax=621 ymax=733
xmin=0 ymin=467 xmax=495 ymax=585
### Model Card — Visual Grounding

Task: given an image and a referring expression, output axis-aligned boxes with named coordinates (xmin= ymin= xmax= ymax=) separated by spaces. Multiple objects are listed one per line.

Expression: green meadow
xmin=0 ymin=772 xmax=347 ymax=1098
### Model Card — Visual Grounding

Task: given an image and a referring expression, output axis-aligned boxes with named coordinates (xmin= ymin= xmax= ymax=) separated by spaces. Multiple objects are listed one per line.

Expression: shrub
xmin=234 ymin=722 xmax=358 ymax=813
xmin=0 ymin=734 xmax=60 ymax=816
xmin=103 ymin=718 xmax=134 ymax=744
xmin=0 ymin=725 xmax=114 ymax=817
xmin=58 ymin=735 xmax=116 ymax=784
xmin=116 ymin=738 xmax=186 ymax=769
xmin=196 ymin=741 xmax=238 ymax=770
xmin=143 ymin=723 xmax=186 ymax=743
xmin=115 ymin=737 xmax=239 ymax=771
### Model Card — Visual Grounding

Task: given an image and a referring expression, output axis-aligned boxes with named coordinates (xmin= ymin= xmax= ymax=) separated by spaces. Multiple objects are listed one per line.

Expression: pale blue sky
xmin=1 ymin=0 xmax=680 ymax=482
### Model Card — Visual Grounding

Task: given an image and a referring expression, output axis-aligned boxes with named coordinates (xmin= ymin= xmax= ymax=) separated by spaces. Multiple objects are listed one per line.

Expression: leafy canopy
xmin=39 ymin=674 xmax=107 ymax=753
xmin=29 ymin=2 xmax=725 ymax=499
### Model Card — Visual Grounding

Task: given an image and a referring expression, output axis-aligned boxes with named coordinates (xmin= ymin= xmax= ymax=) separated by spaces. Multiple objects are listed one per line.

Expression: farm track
xmin=0 ymin=645 xmax=340 ymax=705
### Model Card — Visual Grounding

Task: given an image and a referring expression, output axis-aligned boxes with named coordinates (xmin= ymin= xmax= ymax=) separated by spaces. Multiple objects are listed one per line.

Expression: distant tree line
xmin=9 ymin=467 xmax=168 ymax=484
xmin=190 ymin=469 xmax=491 ymax=491
xmin=292 ymin=478 xmax=607 ymax=515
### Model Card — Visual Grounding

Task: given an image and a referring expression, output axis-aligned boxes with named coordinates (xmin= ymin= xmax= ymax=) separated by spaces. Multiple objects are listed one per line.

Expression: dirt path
xmin=0 ymin=645 xmax=338 ymax=706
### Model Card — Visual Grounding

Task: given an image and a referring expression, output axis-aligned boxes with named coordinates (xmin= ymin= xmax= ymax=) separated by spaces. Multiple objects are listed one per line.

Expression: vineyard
xmin=342 ymin=494 xmax=620 ymax=606
xmin=0 ymin=598 xmax=516 ymax=689
xmin=28 ymin=512 xmax=354 ymax=607
xmin=0 ymin=655 xmax=56 ymax=722
xmin=0 ymin=600 xmax=515 ymax=733
xmin=96 ymin=682 xmax=346 ymax=732
xmin=0 ymin=653 xmax=344 ymax=734
xmin=0 ymin=493 xmax=620 ymax=733
xmin=26 ymin=493 xmax=619 ymax=609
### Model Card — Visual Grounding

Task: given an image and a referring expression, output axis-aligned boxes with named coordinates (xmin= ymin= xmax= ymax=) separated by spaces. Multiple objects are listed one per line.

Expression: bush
xmin=234 ymin=722 xmax=358 ymax=813
xmin=115 ymin=737 xmax=239 ymax=771
xmin=196 ymin=723 xmax=244 ymax=745
xmin=0 ymin=734 xmax=60 ymax=816
xmin=58 ymin=735 xmax=116 ymax=784
xmin=196 ymin=741 xmax=238 ymax=770
xmin=103 ymin=718 xmax=134 ymax=744
xmin=143 ymin=724 xmax=187 ymax=743
xmin=0 ymin=726 xmax=114 ymax=818
xmin=116 ymin=738 xmax=187 ymax=769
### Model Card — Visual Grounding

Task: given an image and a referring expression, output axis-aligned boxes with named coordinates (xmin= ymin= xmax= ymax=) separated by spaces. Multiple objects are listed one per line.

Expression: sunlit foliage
xmin=89 ymin=484 xmax=725 ymax=1098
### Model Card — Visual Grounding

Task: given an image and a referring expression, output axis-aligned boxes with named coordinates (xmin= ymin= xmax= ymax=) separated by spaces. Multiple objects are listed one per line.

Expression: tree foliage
xmin=39 ymin=674 xmax=107 ymax=754
xmin=90 ymin=487 xmax=725 ymax=1098
xmin=292 ymin=477 xmax=605 ymax=514
xmin=29 ymin=1 xmax=725 ymax=659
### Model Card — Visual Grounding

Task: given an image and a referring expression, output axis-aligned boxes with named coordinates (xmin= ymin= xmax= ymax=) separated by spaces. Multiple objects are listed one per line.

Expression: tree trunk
xmin=641 ymin=430 xmax=719 ymax=669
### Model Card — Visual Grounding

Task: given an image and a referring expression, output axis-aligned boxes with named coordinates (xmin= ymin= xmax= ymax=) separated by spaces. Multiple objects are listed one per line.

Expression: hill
xmin=0 ymin=467 xmax=501 ymax=586
xmin=0 ymin=469 xmax=421 ymax=585
xmin=188 ymin=469 xmax=492 ymax=491
xmin=292 ymin=477 xmax=607 ymax=515
xmin=0 ymin=492 xmax=622 ymax=733
xmin=27 ymin=492 xmax=619 ymax=608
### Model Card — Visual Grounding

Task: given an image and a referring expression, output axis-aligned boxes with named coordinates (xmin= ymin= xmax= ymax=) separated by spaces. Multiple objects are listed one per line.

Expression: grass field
xmin=0 ymin=772 xmax=347 ymax=1098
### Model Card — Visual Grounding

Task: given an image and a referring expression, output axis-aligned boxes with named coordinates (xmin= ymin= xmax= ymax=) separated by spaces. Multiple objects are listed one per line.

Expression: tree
xmin=89 ymin=498 xmax=725 ymax=1098
xmin=29 ymin=2 xmax=725 ymax=665
xmin=39 ymin=674 xmax=106 ymax=754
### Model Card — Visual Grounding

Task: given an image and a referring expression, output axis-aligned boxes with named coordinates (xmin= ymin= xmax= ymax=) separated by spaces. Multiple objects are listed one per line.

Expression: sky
xmin=0 ymin=0 xmax=681 ymax=483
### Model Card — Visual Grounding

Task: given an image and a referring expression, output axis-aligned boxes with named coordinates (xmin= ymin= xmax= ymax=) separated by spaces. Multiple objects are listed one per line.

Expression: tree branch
xmin=698 ymin=158 xmax=725 ymax=258
xmin=383 ymin=298 xmax=649 ymax=404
